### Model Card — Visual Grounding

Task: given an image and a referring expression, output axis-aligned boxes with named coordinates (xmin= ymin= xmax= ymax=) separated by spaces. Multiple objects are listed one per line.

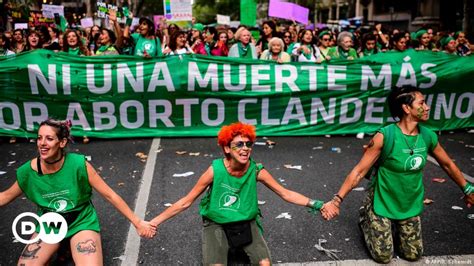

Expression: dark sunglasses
xmin=322 ymin=38 xmax=330 ymax=41
xmin=230 ymin=141 xmax=254 ymax=149
xmin=284 ymin=35 xmax=291 ymax=38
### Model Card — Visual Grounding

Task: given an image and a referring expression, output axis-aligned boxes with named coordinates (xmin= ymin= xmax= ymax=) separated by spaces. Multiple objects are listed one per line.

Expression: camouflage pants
xmin=359 ymin=188 xmax=423 ymax=264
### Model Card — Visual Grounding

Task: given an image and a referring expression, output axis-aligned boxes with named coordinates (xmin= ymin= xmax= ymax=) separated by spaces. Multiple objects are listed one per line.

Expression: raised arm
xmin=0 ymin=181 xmax=22 ymax=207
xmin=150 ymin=166 xmax=214 ymax=227
xmin=108 ymin=10 xmax=123 ymax=48
xmin=86 ymin=162 xmax=156 ymax=238
xmin=323 ymin=132 xmax=384 ymax=219
xmin=431 ymin=143 xmax=473 ymax=207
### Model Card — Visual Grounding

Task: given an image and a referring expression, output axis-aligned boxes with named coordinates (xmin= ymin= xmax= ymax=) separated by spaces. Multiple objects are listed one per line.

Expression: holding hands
xmin=135 ymin=219 xmax=157 ymax=239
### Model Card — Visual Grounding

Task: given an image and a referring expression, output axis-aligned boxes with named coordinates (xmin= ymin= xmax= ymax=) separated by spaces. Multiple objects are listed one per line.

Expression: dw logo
xmin=12 ymin=212 xmax=68 ymax=244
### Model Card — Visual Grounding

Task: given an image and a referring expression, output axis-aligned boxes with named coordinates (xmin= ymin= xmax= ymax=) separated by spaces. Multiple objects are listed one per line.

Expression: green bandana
xmin=318 ymin=31 xmax=330 ymax=39
xmin=440 ymin=36 xmax=454 ymax=48
xmin=302 ymin=44 xmax=313 ymax=60
xmin=363 ymin=48 xmax=374 ymax=57
xmin=415 ymin=29 xmax=427 ymax=40
xmin=237 ymin=42 xmax=253 ymax=59
xmin=97 ymin=45 xmax=110 ymax=53
xmin=205 ymin=42 xmax=213 ymax=56
xmin=338 ymin=46 xmax=350 ymax=59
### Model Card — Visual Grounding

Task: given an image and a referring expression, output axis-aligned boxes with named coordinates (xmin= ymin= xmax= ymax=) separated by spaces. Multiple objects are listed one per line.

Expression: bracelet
xmin=463 ymin=182 xmax=473 ymax=195
xmin=334 ymin=194 xmax=344 ymax=202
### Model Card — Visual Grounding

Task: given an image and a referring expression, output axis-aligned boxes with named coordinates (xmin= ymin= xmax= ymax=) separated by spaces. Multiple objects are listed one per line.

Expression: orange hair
xmin=217 ymin=122 xmax=256 ymax=147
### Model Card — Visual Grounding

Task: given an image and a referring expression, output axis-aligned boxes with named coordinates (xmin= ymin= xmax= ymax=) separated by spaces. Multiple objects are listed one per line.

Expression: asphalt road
xmin=0 ymin=130 xmax=473 ymax=265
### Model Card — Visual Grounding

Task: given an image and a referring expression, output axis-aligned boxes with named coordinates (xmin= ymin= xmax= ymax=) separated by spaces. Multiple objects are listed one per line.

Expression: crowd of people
xmin=1 ymin=14 xmax=472 ymax=60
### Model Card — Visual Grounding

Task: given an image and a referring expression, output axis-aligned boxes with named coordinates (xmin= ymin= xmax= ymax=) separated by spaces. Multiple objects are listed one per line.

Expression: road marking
xmin=275 ymin=254 xmax=474 ymax=265
xmin=428 ymin=155 xmax=474 ymax=182
xmin=122 ymin=138 xmax=161 ymax=266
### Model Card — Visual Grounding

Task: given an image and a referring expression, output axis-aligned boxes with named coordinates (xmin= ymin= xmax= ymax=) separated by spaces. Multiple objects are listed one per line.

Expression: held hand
xmin=136 ymin=220 xmax=157 ymax=238
xmin=108 ymin=10 xmax=117 ymax=22
xmin=465 ymin=193 xmax=474 ymax=208
xmin=321 ymin=201 xmax=340 ymax=220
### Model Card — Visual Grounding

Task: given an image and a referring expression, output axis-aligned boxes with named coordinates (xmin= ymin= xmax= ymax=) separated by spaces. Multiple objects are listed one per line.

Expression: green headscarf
xmin=415 ymin=29 xmax=427 ymax=40
xmin=318 ymin=30 xmax=330 ymax=39
xmin=439 ymin=36 xmax=454 ymax=48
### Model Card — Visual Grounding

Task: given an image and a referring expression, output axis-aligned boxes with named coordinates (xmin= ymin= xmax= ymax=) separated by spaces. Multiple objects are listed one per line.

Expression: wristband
xmin=126 ymin=17 xmax=133 ymax=26
xmin=463 ymin=182 xmax=473 ymax=195
xmin=307 ymin=199 xmax=324 ymax=214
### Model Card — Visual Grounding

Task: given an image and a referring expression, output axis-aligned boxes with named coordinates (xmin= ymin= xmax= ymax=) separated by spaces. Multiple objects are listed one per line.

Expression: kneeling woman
xmin=0 ymin=119 xmax=156 ymax=265
xmin=150 ymin=122 xmax=326 ymax=265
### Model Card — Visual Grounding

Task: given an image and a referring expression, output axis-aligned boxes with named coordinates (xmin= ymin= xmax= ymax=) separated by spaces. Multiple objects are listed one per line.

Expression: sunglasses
xmin=284 ymin=35 xmax=291 ymax=38
xmin=322 ymin=38 xmax=330 ymax=41
xmin=230 ymin=141 xmax=254 ymax=149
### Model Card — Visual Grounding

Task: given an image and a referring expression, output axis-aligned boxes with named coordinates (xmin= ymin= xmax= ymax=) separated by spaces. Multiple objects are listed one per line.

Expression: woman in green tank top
xmin=150 ymin=122 xmax=328 ymax=265
xmin=322 ymin=86 xmax=474 ymax=264
xmin=0 ymin=119 xmax=156 ymax=265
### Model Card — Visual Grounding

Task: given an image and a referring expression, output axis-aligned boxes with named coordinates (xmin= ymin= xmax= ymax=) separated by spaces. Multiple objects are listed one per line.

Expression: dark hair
xmin=387 ymin=86 xmax=422 ymax=119
xmin=262 ymin=20 xmax=277 ymax=37
xmin=169 ymin=30 xmax=186 ymax=51
xmin=204 ymin=26 xmax=218 ymax=41
xmin=102 ymin=28 xmax=117 ymax=44
xmin=39 ymin=119 xmax=72 ymax=144
xmin=1 ymin=35 xmax=10 ymax=49
xmin=139 ymin=17 xmax=155 ymax=36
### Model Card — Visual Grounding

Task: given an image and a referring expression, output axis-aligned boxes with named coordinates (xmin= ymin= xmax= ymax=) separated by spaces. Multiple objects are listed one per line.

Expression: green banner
xmin=0 ymin=50 xmax=472 ymax=138
xmin=240 ymin=0 xmax=257 ymax=27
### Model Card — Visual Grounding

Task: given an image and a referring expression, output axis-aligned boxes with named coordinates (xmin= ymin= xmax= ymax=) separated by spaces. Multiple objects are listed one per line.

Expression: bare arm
xmin=108 ymin=10 xmax=123 ymax=48
xmin=323 ymin=133 xmax=383 ymax=219
xmin=0 ymin=181 xmax=22 ymax=206
xmin=150 ymin=166 xmax=214 ymax=227
xmin=87 ymin=162 xmax=156 ymax=237
xmin=431 ymin=143 xmax=473 ymax=206
xmin=258 ymin=169 xmax=311 ymax=206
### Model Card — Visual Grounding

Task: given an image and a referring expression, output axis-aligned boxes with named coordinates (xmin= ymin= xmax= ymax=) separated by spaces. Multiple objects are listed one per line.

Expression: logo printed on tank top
xmin=48 ymin=197 xmax=75 ymax=212
xmin=218 ymin=183 xmax=241 ymax=210
xmin=404 ymin=154 xmax=425 ymax=171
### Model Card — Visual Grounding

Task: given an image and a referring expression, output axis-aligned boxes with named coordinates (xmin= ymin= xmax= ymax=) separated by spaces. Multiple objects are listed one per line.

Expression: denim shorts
xmin=202 ymin=218 xmax=271 ymax=265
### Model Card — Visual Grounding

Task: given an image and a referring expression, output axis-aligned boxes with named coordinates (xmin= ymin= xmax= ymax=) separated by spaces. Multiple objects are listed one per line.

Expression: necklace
xmin=402 ymin=134 xmax=419 ymax=155
xmin=44 ymin=153 xmax=64 ymax=164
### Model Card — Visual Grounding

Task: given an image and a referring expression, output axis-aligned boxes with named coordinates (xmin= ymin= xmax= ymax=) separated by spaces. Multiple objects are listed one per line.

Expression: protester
xmin=317 ymin=30 xmax=332 ymax=61
xmin=454 ymin=31 xmax=471 ymax=56
xmin=95 ymin=29 xmax=119 ymax=55
xmin=291 ymin=29 xmax=321 ymax=62
xmin=215 ymin=30 xmax=230 ymax=56
xmin=0 ymin=35 xmax=15 ymax=56
xmin=195 ymin=26 xmax=218 ymax=55
xmin=228 ymin=27 xmax=258 ymax=59
xmin=438 ymin=35 xmax=457 ymax=55
xmin=0 ymin=119 xmax=156 ymax=265
xmin=358 ymin=32 xmax=379 ymax=58
xmin=260 ymin=37 xmax=291 ymax=63
xmin=190 ymin=23 xmax=204 ymax=54
xmin=390 ymin=32 xmax=407 ymax=52
xmin=227 ymin=27 xmax=237 ymax=47
xmin=322 ymin=86 xmax=474 ymax=264
xmin=413 ymin=29 xmax=431 ymax=50
xmin=163 ymin=30 xmax=193 ymax=55
xmin=281 ymin=31 xmax=294 ymax=54
xmin=24 ymin=30 xmax=43 ymax=51
xmin=256 ymin=20 xmax=278 ymax=56
xmin=327 ymin=31 xmax=357 ymax=60
xmin=62 ymin=29 xmax=89 ymax=56
xmin=11 ymin=29 xmax=26 ymax=54
xmin=124 ymin=17 xmax=162 ymax=57
xmin=87 ymin=25 xmax=101 ymax=54
xmin=149 ymin=122 xmax=327 ymax=265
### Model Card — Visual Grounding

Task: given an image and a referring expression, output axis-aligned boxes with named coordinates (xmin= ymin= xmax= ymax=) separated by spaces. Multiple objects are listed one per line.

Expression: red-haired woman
xmin=150 ymin=122 xmax=327 ymax=265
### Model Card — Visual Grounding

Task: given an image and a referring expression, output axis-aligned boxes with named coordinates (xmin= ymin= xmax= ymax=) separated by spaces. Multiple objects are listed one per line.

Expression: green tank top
xmin=199 ymin=159 xmax=262 ymax=224
xmin=16 ymin=153 xmax=100 ymax=237
xmin=373 ymin=125 xmax=438 ymax=219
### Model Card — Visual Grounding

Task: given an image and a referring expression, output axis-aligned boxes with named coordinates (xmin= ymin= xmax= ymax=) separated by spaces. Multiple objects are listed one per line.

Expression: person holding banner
xmin=291 ymin=29 xmax=322 ymax=63
xmin=438 ymin=35 xmax=457 ymax=55
xmin=256 ymin=20 xmax=278 ymax=57
xmin=228 ymin=27 xmax=258 ymax=59
xmin=327 ymin=31 xmax=357 ymax=60
xmin=317 ymin=30 xmax=332 ymax=62
xmin=149 ymin=122 xmax=327 ymax=265
xmin=260 ymin=37 xmax=291 ymax=63
xmin=322 ymin=86 xmax=474 ymax=264
xmin=163 ymin=30 xmax=193 ymax=56
xmin=62 ymin=29 xmax=90 ymax=56
xmin=0 ymin=119 xmax=156 ymax=265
